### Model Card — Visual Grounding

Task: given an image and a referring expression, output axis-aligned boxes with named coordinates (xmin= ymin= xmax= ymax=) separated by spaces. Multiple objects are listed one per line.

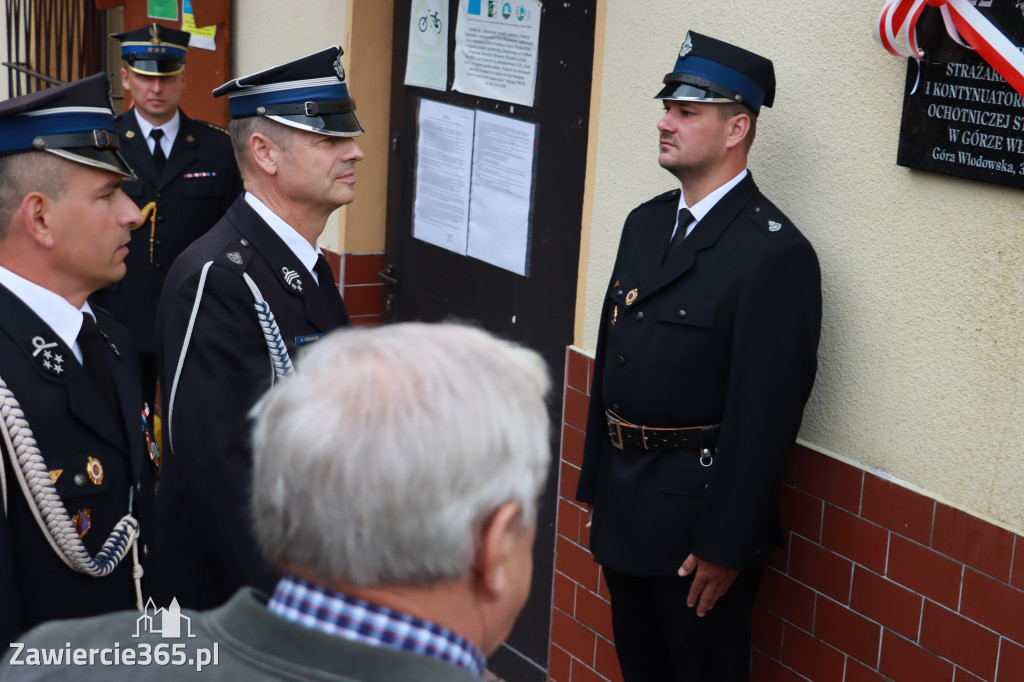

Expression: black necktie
xmin=313 ymin=254 xmax=350 ymax=324
xmin=150 ymin=128 xmax=167 ymax=173
xmin=664 ymin=208 xmax=694 ymax=261
xmin=78 ymin=313 xmax=119 ymax=414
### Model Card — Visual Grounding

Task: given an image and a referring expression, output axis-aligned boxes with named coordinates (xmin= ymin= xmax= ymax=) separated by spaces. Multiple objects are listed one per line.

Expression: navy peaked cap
xmin=0 ymin=72 xmax=136 ymax=178
xmin=111 ymin=23 xmax=190 ymax=75
xmin=655 ymin=31 xmax=776 ymax=114
xmin=213 ymin=46 xmax=363 ymax=137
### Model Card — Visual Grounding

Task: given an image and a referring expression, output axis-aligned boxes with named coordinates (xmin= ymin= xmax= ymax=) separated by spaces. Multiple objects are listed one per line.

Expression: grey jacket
xmin=1 ymin=589 xmax=482 ymax=681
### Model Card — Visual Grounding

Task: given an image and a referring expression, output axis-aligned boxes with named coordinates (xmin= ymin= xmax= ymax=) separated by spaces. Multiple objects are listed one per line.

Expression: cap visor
xmin=654 ymin=81 xmax=734 ymax=103
xmin=265 ymin=112 xmax=364 ymax=137
xmin=126 ymin=59 xmax=184 ymax=76
xmin=47 ymin=148 xmax=138 ymax=180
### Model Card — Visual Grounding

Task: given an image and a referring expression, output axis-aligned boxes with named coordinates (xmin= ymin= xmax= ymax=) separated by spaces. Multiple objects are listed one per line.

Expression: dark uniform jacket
xmin=0 ymin=286 xmax=156 ymax=646
xmin=576 ymin=174 xmax=821 ymax=576
xmin=1 ymin=589 xmax=482 ymax=681
xmin=92 ymin=110 xmax=242 ymax=355
xmin=154 ymin=196 xmax=350 ymax=610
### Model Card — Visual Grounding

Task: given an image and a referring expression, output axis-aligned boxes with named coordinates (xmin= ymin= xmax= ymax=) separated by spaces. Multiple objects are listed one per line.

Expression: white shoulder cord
xmin=0 ymin=375 xmax=144 ymax=610
xmin=242 ymin=272 xmax=295 ymax=382
xmin=167 ymin=263 xmax=294 ymax=456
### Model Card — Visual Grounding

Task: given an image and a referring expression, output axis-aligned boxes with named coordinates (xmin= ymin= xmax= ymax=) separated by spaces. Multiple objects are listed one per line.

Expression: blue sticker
xmin=294 ymin=334 xmax=323 ymax=347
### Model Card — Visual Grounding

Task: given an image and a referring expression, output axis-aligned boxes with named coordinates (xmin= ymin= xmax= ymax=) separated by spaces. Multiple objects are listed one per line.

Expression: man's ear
xmin=725 ymin=112 xmax=751 ymax=150
xmin=120 ymin=67 xmax=131 ymax=94
xmin=248 ymin=133 xmax=279 ymax=176
xmin=20 ymin=192 xmax=55 ymax=248
xmin=474 ymin=500 xmax=522 ymax=599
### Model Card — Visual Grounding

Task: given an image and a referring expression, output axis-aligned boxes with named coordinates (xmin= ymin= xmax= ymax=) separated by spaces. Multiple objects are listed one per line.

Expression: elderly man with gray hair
xmin=2 ymin=323 xmax=551 ymax=681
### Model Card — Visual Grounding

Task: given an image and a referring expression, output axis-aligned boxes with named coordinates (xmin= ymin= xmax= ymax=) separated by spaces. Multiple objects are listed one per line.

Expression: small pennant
xmin=74 ymin=509 xmax=91 ymax=538
xmin=49 ymin=469 xmax=63 ymax=485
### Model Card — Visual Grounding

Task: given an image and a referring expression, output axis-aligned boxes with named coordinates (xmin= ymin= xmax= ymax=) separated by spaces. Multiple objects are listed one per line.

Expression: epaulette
xmin=218 ymin=236 xmax=254 ymax=268
xmin=196 ymin=120 xmax=230 ymax=136
xmin=744 ymin=201 xmax=795 ymax=242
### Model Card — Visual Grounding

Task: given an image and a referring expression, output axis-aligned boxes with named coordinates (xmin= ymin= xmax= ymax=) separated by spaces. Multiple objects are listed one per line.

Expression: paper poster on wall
xmin=404 ymin=0 xmax=449 ymax=90
xmin=183 ymin=0 xmax=217 ymax=50
xmin=147 ymin=0 xmax=177 ymax=21
xmin=413 ymin=99 xmax=475 ymax=254
xmin=466 ymin=110 xmax=536 ymax=275
xmin=452 ymin=0 xmax=541 ymax=107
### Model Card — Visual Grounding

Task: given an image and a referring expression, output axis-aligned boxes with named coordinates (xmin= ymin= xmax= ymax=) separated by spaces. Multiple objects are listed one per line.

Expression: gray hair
xmin=0 ymin=152 xmax=70 ymax=240
xmin=250 ymin=322 xmax=552 ymax=587
xmin=228 ymin=115 xmax=295 ymax=177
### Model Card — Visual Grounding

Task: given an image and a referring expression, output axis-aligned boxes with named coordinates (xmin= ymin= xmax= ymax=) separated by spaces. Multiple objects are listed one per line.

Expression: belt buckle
xmin=606 ymin=412 xmax=624 ymax=450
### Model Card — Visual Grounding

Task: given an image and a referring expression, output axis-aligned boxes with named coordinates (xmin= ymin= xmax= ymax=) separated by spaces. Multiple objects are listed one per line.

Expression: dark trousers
xmin=603 ymin=565 xmax=764 ymax=682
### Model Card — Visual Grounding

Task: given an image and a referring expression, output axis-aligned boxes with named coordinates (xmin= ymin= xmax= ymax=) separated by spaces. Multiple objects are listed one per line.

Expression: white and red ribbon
xmin=874 ymin=0 xmax=1024 ymax=98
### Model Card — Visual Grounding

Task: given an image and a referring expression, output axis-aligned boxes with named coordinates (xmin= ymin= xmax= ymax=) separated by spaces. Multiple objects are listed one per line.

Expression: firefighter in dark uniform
xmin=154 ymin=46 xmax=363 ymax=610
xmin=0 ymin=73 xmax=157 ymax=646
xmin=576 ymin=32 xmax=822 ymax=682
xmin=92 ymin=24 xmax=243 ymax=409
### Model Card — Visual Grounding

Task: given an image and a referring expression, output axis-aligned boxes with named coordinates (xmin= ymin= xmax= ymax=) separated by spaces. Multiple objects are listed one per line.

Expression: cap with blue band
xmin=0 ymin=72 xmax=136 ymax=179
xmin=111 ymin=23 xmax=190 ymax=76
xmin=213 ymin=46 xmax=364 ymax=138
xmin=655 ymin=31 xmax=776 ymax=115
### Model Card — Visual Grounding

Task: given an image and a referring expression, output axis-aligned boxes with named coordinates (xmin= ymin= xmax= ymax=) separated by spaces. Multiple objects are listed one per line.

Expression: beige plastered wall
xmin=581 ymin=2 xmax=1024 ymax=534
xmin=231 ymin=0 xmax=391 ymax=255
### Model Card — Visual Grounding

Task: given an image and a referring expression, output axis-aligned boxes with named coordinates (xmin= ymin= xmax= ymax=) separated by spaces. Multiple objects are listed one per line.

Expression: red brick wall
xmin=552 ymin=346 xmax=1024 ymax=682
xmin=322 ymin=250 xmax=384 ymax=326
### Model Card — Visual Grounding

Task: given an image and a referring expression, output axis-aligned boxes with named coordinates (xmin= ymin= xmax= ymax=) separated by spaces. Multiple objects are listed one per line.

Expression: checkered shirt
xmin=268 ymin=574 xmax=487 ymax=676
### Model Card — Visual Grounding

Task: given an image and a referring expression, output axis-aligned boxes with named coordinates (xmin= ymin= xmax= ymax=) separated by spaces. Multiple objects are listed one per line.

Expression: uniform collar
xmin=676 ymin=168 xmax=748 ymax=238
xmin=132 ymin=107 xmax=181 ymax=149
xmin=243 ymin=192 xmax=323 ymax=283
xmin=0 ymin=265 xmax=94 ymax=362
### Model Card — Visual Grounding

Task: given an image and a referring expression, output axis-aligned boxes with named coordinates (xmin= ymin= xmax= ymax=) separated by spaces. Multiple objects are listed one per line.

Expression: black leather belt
xmin=606 ymin=409 xmax=720 ymax=464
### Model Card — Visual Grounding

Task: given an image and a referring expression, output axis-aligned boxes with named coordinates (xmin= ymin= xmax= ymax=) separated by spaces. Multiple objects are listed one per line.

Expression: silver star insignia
xmin=53 ymin=365 xmax=63 ymax=375
xmin=43 ymin=350 xmax=51 ymax=359
xmin=42 ymin=360 xmax=51 ymax=370
xmin=53 ymin=354 xmax=63 ymax=364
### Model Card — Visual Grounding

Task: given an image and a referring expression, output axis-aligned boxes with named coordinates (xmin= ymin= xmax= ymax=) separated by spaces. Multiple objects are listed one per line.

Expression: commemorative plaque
xmin=898 ymin=2 xmax=1024 ymax=189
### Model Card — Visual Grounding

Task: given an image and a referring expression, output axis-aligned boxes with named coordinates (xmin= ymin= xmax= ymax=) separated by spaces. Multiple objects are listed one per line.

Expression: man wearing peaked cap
xmin=0 ymin=73 xmax=157 ymax=646
xmin=153 ymin=46 xmax=364 ymax=610
xmin=576 ymin=31 xmax=822 ymax=681
xmin=92 ymin=24 xmax=242 ymax=411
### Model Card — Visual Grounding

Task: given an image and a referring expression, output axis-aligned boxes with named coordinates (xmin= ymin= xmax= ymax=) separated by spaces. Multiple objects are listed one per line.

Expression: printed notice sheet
xmin=466 ymin=110 xmax=536 ymax=275
xmin=413 ymin=100 xmax=475 ymax=254
xmin=404 ymin=0 xmax=449 ymax=90
xmin=453 ymin=0 xmax=541 ymax=106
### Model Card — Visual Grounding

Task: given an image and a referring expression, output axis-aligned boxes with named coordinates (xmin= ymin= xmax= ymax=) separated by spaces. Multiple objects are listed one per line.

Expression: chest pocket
xmin=182 ymin=176 xmax=223 ymax=197
xmin=657 ymin=296 xmax=718 ymax=328
xmin=45 ymin=451 xmax=114 ymax=500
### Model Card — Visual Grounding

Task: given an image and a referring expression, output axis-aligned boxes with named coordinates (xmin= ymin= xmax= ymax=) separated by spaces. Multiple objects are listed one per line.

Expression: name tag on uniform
xmin=294 ymin=334 xmax=323 ymax=347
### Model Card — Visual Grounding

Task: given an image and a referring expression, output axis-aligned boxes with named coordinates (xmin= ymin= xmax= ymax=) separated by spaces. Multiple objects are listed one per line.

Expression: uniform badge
xmin=226 ymin=251 xmax=243 ymax=265
xmin=679 ymin=33 xmax=693 ymax=59
xmin=625 ymin=289 xmax=638 ymax=306
xmin=769 ymin=220 xmax=782 ymax=233
xmin=49 ymin=469 xmax=63 ymax=485
xmin=186 ymin=134 xmax=195 ymax=143
xmin=28 ymin=336 xmax=66 ymax=377
xmin=141 ymin=405 xmax=161 ymax=475
xmin=125 ymin=130 xmax=135 ymax=139
xmin=281 ymin=266 xmax=304 ymax=293
xmin=86 ymin=457 xmax=104 ymax=485
xmin=74 ymin=509 xmax=91 ymax=538
xmin=611 ymin=305 xmax=619 ymax=326
xmin=294 ymin=333 xmax=323 ymax=347
xmin=333 ymin=53 xmax=346 ymax=81
xmin=149 ymin=23 xmax=162 ymax=46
